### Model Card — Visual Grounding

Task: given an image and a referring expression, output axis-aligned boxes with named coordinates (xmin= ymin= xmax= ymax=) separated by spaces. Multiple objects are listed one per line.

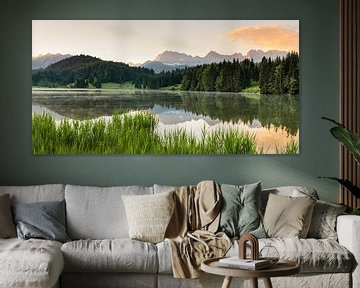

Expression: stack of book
xmin=218 ymin=257 xmax=271 ymax=270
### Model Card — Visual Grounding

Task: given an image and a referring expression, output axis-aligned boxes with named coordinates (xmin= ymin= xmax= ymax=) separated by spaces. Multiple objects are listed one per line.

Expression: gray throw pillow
xmin=307 ymin=200 xmax=347 ymax=240
xmin=12 ymin=200 xmax=70 ymax=243
xmin=218 ymin=182 xmax=266 ymax=238
xmin=0 ymin=194 xmax=17 ymax=238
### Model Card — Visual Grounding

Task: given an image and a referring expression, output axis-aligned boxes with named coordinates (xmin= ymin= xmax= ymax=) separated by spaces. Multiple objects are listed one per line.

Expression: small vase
xmin=259 ymin=245 xmax=280 ymax=264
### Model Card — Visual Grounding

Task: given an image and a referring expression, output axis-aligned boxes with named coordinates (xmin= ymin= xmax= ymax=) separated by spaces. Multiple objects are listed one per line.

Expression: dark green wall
xmin=0 ymin=0 xmax=340 ymax=202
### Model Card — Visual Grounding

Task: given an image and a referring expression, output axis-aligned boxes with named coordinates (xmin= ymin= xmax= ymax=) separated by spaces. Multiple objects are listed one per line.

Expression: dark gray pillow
xmin=12 ymin=200 xmax=70 ymax=243
xmin=218 ymin=182 xmax=266 ymax=238
xmin=0 ymin=194 xmax=16 ymax=238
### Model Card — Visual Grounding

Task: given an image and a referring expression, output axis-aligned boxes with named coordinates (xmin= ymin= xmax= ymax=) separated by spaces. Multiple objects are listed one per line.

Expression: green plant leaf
xmin=322 ymin=116 xmax=345 ymax=127
xmin=330 ymin=127 xmax=360 ymax=165
xmin=322 ymin=117 xmax=360 ymax=165
xmin=318 ymin=176 xmax=360 ymax=198
xmin=351 ymin=208 xmax=360 ymax=215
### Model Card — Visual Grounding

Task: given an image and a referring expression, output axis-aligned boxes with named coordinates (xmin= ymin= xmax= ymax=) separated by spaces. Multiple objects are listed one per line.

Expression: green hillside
xmin=32 ymin=55 xmax=154 ymax=88
xmin=32 ymin=53 xmax=299 ymax=95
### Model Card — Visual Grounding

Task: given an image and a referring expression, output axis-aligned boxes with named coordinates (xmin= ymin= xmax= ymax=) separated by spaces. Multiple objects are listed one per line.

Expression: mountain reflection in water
xmin=32 ymin=89 xmax=299 ymax=153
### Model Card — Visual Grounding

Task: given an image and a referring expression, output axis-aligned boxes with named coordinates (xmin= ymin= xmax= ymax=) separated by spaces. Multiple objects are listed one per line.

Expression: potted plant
xmin=320 ymin=117 xmax=360 ymax=215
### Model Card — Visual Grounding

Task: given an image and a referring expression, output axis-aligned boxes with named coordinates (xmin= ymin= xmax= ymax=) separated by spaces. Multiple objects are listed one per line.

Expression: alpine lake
xmin=32 ymin=88 xmax=299 ymax=154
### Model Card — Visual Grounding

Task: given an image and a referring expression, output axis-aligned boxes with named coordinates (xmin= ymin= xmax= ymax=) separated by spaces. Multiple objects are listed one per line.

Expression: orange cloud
xmin=227 ymin=24 xmax=299 ymax=52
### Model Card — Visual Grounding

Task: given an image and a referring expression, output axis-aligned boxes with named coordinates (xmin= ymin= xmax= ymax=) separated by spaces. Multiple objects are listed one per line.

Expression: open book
xmin=218 ymin=257 xmax=271 ymax=270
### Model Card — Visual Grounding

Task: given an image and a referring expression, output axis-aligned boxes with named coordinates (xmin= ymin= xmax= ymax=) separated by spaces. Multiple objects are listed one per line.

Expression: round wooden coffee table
xmin=201 ymin=257 xmax=300 ymax=288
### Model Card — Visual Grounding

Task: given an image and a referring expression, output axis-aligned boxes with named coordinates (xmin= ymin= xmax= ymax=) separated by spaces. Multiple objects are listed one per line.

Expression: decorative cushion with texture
xmin=122 ymin=191 xmax=175 ymax=243
xmin=218 ymin=182 xmax=266 ymax=238
xmin=263 ymin=193 xmax=316 ymax=238
xmin=12 ymin=200 xmax=70 ymax=243
xmin=0 ymin=194 xmax=16 ymax=238
xmin=307 ymin=200 xmax=347 ymax=240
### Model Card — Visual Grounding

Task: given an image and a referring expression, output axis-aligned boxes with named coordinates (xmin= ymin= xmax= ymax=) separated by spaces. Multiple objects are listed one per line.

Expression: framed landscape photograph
xmin=32 ymin=20 xmax=299 ymax=154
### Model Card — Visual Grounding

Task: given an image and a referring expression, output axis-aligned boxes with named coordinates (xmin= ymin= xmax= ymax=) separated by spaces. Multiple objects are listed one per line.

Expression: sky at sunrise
xmin=32 ymin=20 xmax=299 ymax=64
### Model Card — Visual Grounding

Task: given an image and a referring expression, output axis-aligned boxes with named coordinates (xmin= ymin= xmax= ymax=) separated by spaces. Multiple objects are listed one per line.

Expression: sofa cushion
xmin=234 ymin=238 xmax=353 ymax=273
xmin=61 ymin=239 xmax=158 ymax=273
xmin=156 ymin=240 xmax=173 ymax=274
xmin=157 ymin=238 xmax=353 ymax=274
xmin=263 ymin=194 xmax=316 ymax=238
xmin=0 ymin=238 xmax=64 ymax=288
xmin=153 ymin=184 xmax=176 ymax=194
xmin=262 ymin=238 xmax=354 ymax=273
xmin=12 ymin=200 xmax=70 ymax=243
xmin=307 ymin=200 xmax=347 ymax=240
xmin=122 ymin=191 xmax=175 ymax=243
xmin=0 ymin=184 xmax=65 ymax=204
xmin=0 ymin=194 xmax=16 ymax=238
xmin=65 ymin=185 xmax=153 ymax=239
xmin=218 ymin=182 xmax=266 ymax=238
xmin=261 ymin=186 xmax=319 ymax=213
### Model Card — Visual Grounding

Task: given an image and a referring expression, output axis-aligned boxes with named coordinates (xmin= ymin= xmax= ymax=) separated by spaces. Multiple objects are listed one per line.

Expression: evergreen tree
xmin=33 ymin=52 xmax=299 ymax=95
xmin=201 ymin=64 xmax=217 ymax=91
xmin=259 ymin=57 xmax=270 ymax=94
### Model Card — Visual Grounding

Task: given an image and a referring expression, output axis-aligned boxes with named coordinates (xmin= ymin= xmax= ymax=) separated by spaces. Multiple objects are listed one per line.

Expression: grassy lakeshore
xmin=32 ymin=112 xmax=298 ymax=154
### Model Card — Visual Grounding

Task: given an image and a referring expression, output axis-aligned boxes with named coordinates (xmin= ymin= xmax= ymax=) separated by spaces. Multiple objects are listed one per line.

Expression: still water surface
xmin=32 ymin=88 xmax=299 ymax=153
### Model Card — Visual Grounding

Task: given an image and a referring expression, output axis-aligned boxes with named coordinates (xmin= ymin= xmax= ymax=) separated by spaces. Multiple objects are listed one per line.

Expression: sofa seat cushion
xmin=229 ymin=238 xmax=354 ymax=273
xmin=61 ymin=239 xmax=158 ymax=273
xmin=157 ymin=238 xmax=353 ymax=274
xmin=0 ymin=238 xmax=64 ymax=288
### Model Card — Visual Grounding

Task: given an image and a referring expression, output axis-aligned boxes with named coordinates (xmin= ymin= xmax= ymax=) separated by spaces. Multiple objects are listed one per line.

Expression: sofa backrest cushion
xmin=0 ymin=184 xmax=65 ymax=204
xmin=153 ymin=184 xmax=176 ymax=194
xmin=65 ymin=185 xmax=153 ymax=239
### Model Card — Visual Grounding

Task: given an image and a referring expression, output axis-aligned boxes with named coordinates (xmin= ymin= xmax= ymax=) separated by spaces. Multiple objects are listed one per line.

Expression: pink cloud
xmin=227 ymin=24 xmax=299 ymax=52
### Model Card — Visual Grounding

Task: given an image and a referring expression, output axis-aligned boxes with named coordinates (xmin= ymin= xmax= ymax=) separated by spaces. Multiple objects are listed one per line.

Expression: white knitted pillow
xmin=122 ymin=191 xmax=175 ymax=243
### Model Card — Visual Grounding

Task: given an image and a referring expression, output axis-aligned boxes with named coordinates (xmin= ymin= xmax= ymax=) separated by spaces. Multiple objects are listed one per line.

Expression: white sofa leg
xmin=337 ymin=215 xmax=360 ymax=288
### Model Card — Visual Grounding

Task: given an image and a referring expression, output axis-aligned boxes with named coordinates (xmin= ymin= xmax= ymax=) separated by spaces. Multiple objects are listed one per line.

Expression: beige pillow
xmin=263 ymin=193 xmax=316 ymax=238
xmin=0 ymin=194 xmax=17 ymax=238
xmin=122 ymin=191 xmax=175 ymax=243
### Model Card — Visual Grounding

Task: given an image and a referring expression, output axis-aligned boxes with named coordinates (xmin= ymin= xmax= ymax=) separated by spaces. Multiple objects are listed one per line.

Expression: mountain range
xmin=32 ymin=53 xmax=72 ymax=70
xmin=32 ymin=49 xmax=289 ymax=72
xmin=140 ymin=49 xmax=288 ymax=72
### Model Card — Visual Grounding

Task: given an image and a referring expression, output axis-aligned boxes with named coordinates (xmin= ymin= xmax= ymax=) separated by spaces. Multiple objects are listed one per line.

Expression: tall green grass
xmin=32 ymin=112 xmax=297 ymax=154
xmin=276 ymin=139 xmax=299 ymax=154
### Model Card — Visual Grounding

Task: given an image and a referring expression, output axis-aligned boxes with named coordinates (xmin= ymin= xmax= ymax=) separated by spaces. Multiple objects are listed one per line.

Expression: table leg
xmin=263 ymin=277 xmax=273 ymax=288
xmin=251 ymin=278 xmax=258 ymax=288
xmin=221 ymin=276 xmax=233 ymax=288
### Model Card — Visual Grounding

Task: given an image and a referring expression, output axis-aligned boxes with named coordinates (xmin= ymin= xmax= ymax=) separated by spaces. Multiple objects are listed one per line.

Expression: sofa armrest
xmin=337 ymin=215 xmax=360 ymax=288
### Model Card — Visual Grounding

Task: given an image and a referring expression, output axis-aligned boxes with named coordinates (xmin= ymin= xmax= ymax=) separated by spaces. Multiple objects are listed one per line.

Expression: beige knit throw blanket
xmin=165 ymin=181 xmax=231 ymax=279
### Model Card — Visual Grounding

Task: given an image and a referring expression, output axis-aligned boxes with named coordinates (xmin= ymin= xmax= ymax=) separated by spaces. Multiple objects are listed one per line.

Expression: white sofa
xmin=0 ymin=184 xmax=358 ymax=288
